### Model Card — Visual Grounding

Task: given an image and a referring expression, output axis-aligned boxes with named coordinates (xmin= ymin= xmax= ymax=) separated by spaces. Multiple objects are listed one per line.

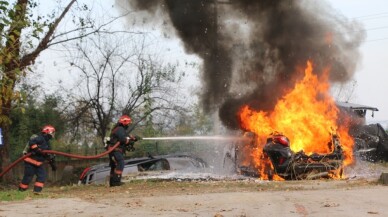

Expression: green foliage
xmin=9 ymin=86 xmax=67 ymax=160
xmin=191 ymin=104 xmax=214 ymax=135
xmin=1 ymin=0 xmax=55 ymax=47
xmin=0 ymin=0 xmax=49 ymax=125
xmin=0 ymin=189 xmax=30 ymax=201
xmin=0 ymin=187 xmax=52 ymax=201
xmin=171 ymin=103 xmax=214 ymax=136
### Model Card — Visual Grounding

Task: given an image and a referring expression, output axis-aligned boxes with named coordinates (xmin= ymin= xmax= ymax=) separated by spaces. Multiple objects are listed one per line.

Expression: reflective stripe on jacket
xmin=24 ymin=157 xmax=43 ymax=166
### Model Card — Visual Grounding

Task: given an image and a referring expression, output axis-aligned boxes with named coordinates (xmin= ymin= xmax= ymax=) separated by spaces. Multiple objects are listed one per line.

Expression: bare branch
xmin=20 ymin=0 xmax=77 ymax=68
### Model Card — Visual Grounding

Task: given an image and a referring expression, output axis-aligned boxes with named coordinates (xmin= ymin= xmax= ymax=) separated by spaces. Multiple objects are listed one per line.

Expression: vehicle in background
xmin=336 ymin=102 xmax=388 ymax=162
xmin=79 ymin=154 xmax=208 ymax=184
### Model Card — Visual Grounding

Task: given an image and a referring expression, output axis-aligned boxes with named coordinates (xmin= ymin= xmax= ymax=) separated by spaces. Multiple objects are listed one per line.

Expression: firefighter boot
xmin=18 ymin=183 xmax=28 ymax=192
xmin=109 ymin=175 xmax=115 ymax=187
xmin=110 ymin=174 xmax=122 ymax=187
xmin=33 ymin=181 xmax=44 ymax=193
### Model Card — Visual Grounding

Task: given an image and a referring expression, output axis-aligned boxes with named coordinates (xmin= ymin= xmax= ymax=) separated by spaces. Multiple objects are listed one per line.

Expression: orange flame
xmin=238 ymin=61 xmax=354 ymax=179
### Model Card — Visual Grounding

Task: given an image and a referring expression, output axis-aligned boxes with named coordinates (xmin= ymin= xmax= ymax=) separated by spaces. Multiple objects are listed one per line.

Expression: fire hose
xmin=0 ymin=142 xmax=120 ymax=178
xmin=0 ymin=135 xmax=247 ymax=178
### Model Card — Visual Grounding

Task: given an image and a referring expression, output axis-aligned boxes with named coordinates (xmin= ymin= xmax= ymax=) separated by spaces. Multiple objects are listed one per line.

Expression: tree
xmin=170 ymin=102 xmax=214 ymax=136
xmin=0 ymin=0 xmax=125 ymax=181
xmin=332 ymin=79 xmax=357 ymax=102
xmin=61 ymin=32 xmax=187 ymax=147
xmin=10 ymin=83 xmax=67 ymax=161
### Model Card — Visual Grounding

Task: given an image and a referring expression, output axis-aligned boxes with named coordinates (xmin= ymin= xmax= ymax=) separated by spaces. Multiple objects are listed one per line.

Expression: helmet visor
xmin=49 ymin=131 xmax=55 ymax=138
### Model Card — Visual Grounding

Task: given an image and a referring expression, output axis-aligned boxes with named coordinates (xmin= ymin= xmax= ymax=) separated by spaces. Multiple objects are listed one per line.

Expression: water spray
xmin=141 ymin=136 xmax=248 ymax=141
xmin=1 ymin=136 xmax=249 ymax=178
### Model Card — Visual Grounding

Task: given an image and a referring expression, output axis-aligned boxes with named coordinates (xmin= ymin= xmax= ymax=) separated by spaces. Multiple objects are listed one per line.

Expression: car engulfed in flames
xmin=262 ymin=132 xmax=343 ymax=180
xmin=235 ymin=61 xmax=353 ymax=180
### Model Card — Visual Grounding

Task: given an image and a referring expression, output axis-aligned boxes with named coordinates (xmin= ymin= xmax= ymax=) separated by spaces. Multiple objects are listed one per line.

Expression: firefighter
xmin=108 ymin=115 xmax=139 ymax=187
xmin=19 ymin=125 xmax=57 ymax=193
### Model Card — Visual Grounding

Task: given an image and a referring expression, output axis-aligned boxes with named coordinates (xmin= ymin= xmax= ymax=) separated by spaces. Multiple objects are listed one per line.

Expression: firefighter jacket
xmin=24 ymin=133 xmax=52 ymax=166
xmin=109 ymin=124 xmax=129 ymax=151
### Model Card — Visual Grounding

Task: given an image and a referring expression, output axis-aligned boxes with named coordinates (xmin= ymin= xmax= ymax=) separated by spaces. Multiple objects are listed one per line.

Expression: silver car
xmin=79 ymin=154 xmax=208 ymax=184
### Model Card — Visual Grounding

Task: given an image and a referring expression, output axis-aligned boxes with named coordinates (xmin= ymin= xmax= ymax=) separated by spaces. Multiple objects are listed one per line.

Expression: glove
xmin=128 ymin=135 xmax=137 ymax=141
xmin=32 ymin=148 xmax=44 ymax=155
xmin=125 ymin=144 xmax=135 ymax=152
xmin=47 ymin=154 xmax=56 ymax=160
xmin=129 ymin=135 xmax=142 ymax=142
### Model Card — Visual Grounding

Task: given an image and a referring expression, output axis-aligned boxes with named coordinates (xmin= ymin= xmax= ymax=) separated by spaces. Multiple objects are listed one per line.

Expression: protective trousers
xmin=19 ymin=162 xmax=46 ymax=192
xmin=109 ymin=150 xmax=124 ymax=186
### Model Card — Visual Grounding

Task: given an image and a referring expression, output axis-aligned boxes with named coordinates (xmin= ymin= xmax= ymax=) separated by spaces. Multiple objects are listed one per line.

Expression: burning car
xmin=79 ymin=154 xmax=208 ymax=185
xmin=234 ymin=101 xmax=388 ymax=180
xmin=262 ymin=132 xmax=343 ymax=180
xmin=232 ymin=62 xmax=357 ymax=180
xmin=235 ymin=131 xmax=344 ymax=180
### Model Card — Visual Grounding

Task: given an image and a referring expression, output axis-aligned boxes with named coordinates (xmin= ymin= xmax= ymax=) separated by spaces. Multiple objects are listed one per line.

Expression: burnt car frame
xmin=262 ymin=132 xmax=343 ymax=180
xmin=235 ymin=132 xmax=344 ymax=180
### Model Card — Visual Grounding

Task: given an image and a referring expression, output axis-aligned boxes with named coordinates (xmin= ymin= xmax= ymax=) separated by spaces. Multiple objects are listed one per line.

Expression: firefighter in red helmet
xmin=19 ymin=125 xmax=57 ymax=193
xmin=107 ymin=115 xmax=139 ymax=186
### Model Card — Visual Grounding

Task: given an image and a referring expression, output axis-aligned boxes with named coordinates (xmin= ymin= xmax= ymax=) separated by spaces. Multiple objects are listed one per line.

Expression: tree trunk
xmin=0 ymin=65 xmax=18 ymax=181
xmin=0 ymin=0 xmax=28 ymax=182
xmin=1 ymin=0 xmax=76 ymax=182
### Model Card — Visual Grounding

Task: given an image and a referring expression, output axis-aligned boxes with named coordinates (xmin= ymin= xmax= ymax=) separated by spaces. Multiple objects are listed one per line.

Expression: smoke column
xmin=117 ymin=0 xmax=365 ymax=129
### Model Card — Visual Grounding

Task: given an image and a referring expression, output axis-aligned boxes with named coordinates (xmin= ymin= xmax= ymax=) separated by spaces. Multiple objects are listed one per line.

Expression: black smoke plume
xmin=117 ymin=0 xmax=365 ymax=129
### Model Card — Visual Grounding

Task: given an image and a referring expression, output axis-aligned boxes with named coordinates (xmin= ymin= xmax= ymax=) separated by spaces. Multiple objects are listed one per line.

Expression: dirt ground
xmin=1 ymin=177 xmax=387 ymax=217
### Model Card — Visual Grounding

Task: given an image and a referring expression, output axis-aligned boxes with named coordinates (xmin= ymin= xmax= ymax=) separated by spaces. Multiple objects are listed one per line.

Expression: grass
xmin=0 ymin=177 xmax=381 ymax=202
xmin=0 ymin=189 xmax=47 ymax=201
xmin=0 ymin=183 xmax=62 ymax=202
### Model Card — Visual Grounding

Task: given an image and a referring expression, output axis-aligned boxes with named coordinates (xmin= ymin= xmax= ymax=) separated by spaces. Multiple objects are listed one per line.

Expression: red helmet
xmin=269 ymin=131 xmax=290 ymax=147
xmin=42 ymin=125 xmax=56 ymax=136
xmin=118 ymin=115 xmax=132 ymax=126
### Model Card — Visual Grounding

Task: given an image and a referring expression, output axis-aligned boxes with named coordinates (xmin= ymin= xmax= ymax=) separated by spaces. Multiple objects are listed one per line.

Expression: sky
xmin=325 ymin=0 xmax=388 ymax=123
xmin=34 ymin=0 xmax=388 ymax=124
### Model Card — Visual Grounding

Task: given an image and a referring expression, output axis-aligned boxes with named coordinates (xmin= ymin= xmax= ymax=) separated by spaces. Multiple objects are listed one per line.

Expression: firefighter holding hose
xmin=108 ymin=115 xmax=139 ymax=187
xmin=18 ymin=125 xmax=57 ymax=193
